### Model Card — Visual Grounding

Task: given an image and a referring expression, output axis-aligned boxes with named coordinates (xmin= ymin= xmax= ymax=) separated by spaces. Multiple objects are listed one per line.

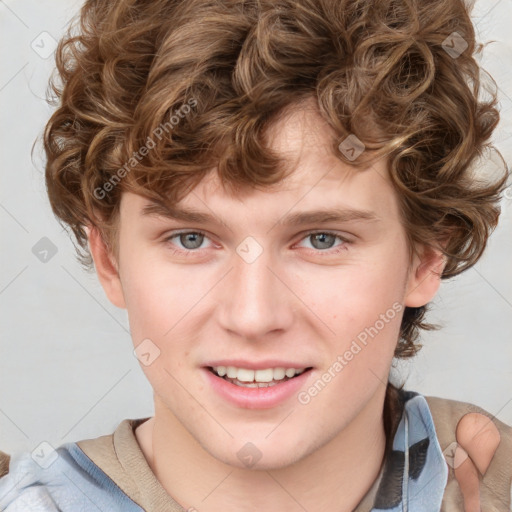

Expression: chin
xmin=204 ymin=435 xmax=311 ymax=471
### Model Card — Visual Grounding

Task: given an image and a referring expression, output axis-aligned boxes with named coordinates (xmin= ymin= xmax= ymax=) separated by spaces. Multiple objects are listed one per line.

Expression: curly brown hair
xmin=43 ymin=0 xmax=509 ymax=361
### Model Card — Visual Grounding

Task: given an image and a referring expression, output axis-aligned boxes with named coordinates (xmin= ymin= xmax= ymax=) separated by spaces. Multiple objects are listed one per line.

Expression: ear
xmin=404 ymin=244 xmax=446 ymax=308
xmin=87 ymin=226 xmax=126 ymax=309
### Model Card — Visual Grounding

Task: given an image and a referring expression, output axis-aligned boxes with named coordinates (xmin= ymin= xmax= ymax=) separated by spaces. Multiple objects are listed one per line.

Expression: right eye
xmin=163 ymin=230 xmax=213 ymax=253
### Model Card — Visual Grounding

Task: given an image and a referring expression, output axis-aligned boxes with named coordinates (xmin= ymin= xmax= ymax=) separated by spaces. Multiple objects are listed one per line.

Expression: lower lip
xmin=202 ymin=367 xmax=313 ymax=409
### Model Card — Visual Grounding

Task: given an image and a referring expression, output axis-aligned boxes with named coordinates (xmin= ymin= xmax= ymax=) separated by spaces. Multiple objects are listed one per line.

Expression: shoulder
xmin=424 ymin=394 xmax=512 ymax=511
xmin=0 ymin=423 xmax=145 ymax=512
xmin=0 ymin=449 xmax=10 ymax=478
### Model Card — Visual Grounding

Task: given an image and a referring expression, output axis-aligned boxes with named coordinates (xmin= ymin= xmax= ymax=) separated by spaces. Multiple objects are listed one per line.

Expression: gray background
xmin=1 ymin=0 xmax=511 ymax=455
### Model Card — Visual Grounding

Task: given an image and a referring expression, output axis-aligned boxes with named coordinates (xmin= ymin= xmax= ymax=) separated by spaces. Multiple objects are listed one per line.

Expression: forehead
xmin=185 ymin=104 xmax=395 ymax=217
xmin=124 ymin=100 xmax=399 ymax=223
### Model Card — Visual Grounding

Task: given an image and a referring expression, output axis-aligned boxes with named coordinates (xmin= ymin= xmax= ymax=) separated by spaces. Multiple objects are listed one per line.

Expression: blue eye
xmin=300 ymin=232 xmax=345 ymax=251
xmin=162 ymin=230 xmax=350 ymax=255
xmin=165 ymin=231 xmax=210 ymax=251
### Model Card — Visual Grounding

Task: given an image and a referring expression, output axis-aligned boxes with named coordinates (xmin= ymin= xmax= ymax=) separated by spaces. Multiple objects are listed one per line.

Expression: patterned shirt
xmin=0 ymin=390 xmax=510 ymax=511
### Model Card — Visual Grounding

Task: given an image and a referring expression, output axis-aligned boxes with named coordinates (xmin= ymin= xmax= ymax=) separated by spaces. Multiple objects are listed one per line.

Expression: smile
xmin=209 ymin=365 xmax=308 ymax=387
xmin=203 ymin=366 xmax=314 ymax=409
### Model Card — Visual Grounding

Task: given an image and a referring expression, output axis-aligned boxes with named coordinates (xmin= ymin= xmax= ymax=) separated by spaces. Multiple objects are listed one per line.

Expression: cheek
xmin=310 ymin=255 xmax=406 ymax=331
xmin=119 ymin=254 xmax=180 ymax=343
xmin=299 ymin=237 xmax=408 ymax=364
xmin=344 ymin=265 xmax=405 ymax=326
xmin=121 ymin=259 xmax=196 ymax=395
xmin=120 ymin=252 xmax=213 ymax=360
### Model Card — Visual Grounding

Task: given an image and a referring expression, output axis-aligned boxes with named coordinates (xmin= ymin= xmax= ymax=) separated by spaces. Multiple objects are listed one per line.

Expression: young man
xmin=1 ymin=0 xmax=511 ymax=510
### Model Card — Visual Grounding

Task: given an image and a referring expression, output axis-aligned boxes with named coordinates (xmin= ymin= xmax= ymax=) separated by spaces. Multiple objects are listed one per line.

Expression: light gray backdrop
xmin=1 ymin=0 xmax=511 ymax=455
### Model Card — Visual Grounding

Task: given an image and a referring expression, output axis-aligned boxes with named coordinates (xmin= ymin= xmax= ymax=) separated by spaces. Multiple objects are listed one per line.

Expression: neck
xmin=136 ymin=386 xmax=392 ymax=512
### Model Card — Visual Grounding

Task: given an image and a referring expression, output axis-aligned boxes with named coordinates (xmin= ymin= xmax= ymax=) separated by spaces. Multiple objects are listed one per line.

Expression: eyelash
xmin=162 ymin=230 xmax=351 ymax=256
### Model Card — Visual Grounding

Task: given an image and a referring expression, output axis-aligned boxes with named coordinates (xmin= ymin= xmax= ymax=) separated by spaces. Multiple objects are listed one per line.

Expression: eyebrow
xmin=141 ymin=201 xmax=380 ymax=227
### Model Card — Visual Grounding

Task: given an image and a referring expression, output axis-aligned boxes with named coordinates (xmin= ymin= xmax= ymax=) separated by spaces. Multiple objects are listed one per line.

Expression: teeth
xmin=232 ymin=380 xmax=280 ymax=388
xmin=226 ymin=366 xmax=238 ymax=379
xmin=273 ymin=367 xmax=285 ymax=380
xmin=212 ymin=366 xmax=307 ymax=383
xmin=237 ymin=368 xmax=255 ymax=382
xmin=255 ymin=368 xmax=274 ymax=382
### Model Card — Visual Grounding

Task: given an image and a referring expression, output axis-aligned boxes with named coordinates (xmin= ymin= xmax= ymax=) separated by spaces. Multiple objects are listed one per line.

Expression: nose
xmin=217 ymin=241 xmax=295 ymax=340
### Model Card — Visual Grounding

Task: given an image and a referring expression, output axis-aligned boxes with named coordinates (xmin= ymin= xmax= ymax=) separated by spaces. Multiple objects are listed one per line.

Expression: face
xmin=93 ymin=101 xmax=442 ymax=470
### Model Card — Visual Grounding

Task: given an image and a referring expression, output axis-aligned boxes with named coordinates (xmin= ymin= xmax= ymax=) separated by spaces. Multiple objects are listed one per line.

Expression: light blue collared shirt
xmin=0 ymin=390 xmax=447 ymax=511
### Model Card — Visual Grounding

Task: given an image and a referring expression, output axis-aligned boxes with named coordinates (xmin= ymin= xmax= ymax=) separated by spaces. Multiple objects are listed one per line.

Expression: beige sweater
xmin=1 ymin=395 xmax=511 ymax=511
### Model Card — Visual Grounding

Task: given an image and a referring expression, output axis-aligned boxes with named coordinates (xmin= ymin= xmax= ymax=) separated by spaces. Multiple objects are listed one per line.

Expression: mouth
xmin=206 ymin=365 xmax=314 ymax=388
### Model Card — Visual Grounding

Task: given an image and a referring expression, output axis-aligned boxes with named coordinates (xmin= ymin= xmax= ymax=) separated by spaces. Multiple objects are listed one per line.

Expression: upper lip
xmin=203 ymin=360 xmax=313 ymax=370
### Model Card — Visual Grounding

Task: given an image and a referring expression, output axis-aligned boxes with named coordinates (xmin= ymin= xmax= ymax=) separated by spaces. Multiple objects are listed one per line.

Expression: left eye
xmin=298 ymin=232 xmax=346 ymax=251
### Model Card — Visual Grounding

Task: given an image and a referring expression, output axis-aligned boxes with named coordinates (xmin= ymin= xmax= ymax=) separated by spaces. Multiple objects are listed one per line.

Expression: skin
xmin=454 ymin=412 xmax=501 ymax=510
xmin=89 ymin=100 xmax=445 ymax=512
